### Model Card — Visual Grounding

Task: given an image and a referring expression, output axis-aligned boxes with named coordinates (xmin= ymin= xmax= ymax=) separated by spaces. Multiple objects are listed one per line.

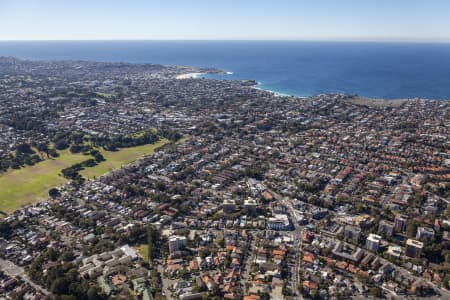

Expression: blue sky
xmin=1 ymin=0 xmax=450 ymax=41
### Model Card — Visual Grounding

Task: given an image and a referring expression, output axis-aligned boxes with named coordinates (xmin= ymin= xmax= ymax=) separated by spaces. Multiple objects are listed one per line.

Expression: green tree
xmin=60 ymin=250 xmax=75 ymax=262
xmin=87 ymin=286 xmax=106 ymax=300
xmin=45 ymin=247 xmax=59 ymax=261
xmin=49 ymin=187 xmax=60 ymax=198
xmin=147 ymin=224 xmax=160 ymax=263
xmin=51 ymin=277 xmax=70 ymax=295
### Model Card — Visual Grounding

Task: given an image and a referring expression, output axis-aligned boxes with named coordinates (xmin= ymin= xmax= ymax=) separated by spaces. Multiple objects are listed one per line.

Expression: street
xmin=270 ymin=189 xmax=304 ymax=300
xmin=0 ymin=258 xmax=50 ymax=296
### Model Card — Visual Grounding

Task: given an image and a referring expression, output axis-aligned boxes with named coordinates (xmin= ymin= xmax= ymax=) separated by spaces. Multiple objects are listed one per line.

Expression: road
xmin=157 ymin=264 xmax=171 ymax=300
xmin=241 ymin=233 xmax=257 ymax=293
xmin=157 ymin=263 xmax=180 ymax=300
xmin=0 ymin=258 xmax=50 ymax=296
xmin=284 ymin=197 xmax=304 ymax=300
xmin=270 ymin=189 xmax=304 ymax=300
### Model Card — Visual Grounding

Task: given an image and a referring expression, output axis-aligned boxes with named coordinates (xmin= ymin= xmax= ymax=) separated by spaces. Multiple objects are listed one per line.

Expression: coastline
xmin=2 ymin=41 xmax=450 ymax=99
xmin=185 ymin=66 xmax=450 ymax=102
xmin=252 ymin=85 xmax=293 ymax=97
xmin=252 ymin=81 xmax=303 ymax=98
xmin=177 ymin=70 xmax=448 ymax=104
xmin=206 ymin=71 xmax=300 ymax=98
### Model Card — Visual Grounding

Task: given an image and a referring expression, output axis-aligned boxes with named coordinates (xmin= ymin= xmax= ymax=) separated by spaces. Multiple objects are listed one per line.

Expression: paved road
xmin=241 ymin=234 xmax=257 ymax=293
xmin=283 ymin=197 xmax=304 ymax=300
xmin=157 ymin=264 xmax=176 ymax=300
xmin=0 ymin=258 xmax=50 ymax=296
xmin=270 ymin=189 xmax=304 ymax=300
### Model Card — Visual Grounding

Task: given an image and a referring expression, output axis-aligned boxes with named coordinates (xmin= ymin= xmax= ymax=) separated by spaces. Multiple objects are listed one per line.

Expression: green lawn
xmin=0 ymin=150 xmax=87 ymax=214
xmin=80 ymin=138 xmax=169 ymax=179
xmin=0 ymin=139 xmax=169 ymax=214
xmin=136 ymin=244 xmax=149 ymax=262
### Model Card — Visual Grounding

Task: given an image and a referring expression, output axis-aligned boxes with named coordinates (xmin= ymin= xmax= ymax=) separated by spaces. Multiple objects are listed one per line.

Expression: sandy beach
xmin=175 ymin=72 xmax=205 ymax=79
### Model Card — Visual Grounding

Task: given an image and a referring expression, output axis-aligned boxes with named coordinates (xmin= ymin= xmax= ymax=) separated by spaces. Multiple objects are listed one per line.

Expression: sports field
xmin=0 ymin=150 xmax=86 ymax=214
xmin=0 ymin=139 xmax=169 ymax=214
xmin=80 ymin=138 xmax=168 ymax=178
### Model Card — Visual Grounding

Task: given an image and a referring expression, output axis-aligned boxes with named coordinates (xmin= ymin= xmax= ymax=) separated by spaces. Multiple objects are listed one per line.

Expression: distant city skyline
xmin=1 ymin=0 xmax=450 ymax=42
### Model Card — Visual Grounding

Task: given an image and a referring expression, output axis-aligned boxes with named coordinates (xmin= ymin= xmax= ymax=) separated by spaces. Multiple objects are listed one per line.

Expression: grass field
xmin=135 ymin=244 xmax=149 ymax=262
xmin=0 ymin=139 xmax=169 ymax=214
xmin=80 ymin=138 xmax=169 ymax=179
xmin=0 ymin=150 xmax=87 ymax=214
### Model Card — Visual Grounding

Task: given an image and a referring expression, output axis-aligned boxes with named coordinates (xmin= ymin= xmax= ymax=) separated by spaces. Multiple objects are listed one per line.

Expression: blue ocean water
xmin=1 ymin=40 xmax=450 ymax=99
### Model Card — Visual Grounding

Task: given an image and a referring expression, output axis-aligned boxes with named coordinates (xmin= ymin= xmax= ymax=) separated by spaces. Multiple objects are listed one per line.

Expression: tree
xmin=37 ymin=143 xmax=49 ymax=157
xmin=51 ymin=277 xmax=70 ymax=295
xmin=92 ymin=151 xmax=105 ymax=163
xmin=406 ymin=220 xmax=418 ymax=238
xmin=444 ymin=274 xmax=450 ymax=290
xmin=60 ymin=250 xmax=75 ymax=262
xmin=259 ymin=292 xmax=270 ymax=300
xmin=49 ymin=187 xmax=60 ymax=198
xmin=16 ymin=143 xmax=34 ymax=154
xmin=0 ymin=222 xmax=12 ymax=238
xmin=147 ymin=224 xmax=160 ymax=263
xmin=45 ymin=247 xmax=59 ymax=261
xmin=87 ymin=286 xmax=106 ymax=300
xmin=48 ymin=148 xmax=59 ymax=158
xmin=55 ymin=140 xmax=69 ymax=150
xmin=0 ymin=159 xmax=10 ymax=171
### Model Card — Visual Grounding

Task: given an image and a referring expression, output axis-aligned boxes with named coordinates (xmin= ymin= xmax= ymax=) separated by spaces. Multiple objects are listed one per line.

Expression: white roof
xmin=120 ymin=244 xmax=138 ymax=259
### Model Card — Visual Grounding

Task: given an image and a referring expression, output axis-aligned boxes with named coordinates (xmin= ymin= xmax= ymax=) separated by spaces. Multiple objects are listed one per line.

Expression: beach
xmin=175 ymin=72 xmax=205 ymax=79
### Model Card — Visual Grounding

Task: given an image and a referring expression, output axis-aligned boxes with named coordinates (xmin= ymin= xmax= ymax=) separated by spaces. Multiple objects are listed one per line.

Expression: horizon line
xmin=1 ymin=38 xmax=450 ymax=44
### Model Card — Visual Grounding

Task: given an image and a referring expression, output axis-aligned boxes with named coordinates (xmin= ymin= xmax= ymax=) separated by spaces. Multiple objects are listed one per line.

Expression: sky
xmin=1 ymin=0 xmax=450 ymax=41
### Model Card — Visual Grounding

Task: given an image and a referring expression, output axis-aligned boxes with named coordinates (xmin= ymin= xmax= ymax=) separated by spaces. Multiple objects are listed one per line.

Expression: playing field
xmin=0 ymin=139 xmax=169 ymax=214
xmin=0 ymin=150 xmax=87 ymax=214
xmin=80 ymin=138 xmax=169 ymax=179
xmin=136 ymin=244 xmax=149 ymax=262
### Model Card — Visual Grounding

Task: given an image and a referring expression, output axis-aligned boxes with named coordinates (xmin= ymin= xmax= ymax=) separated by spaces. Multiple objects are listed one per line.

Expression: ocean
xmin=1 ymin=40 xmax=450 ymax=100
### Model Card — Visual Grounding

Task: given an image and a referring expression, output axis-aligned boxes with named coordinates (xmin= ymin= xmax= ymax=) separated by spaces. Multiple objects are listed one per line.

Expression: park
xmin=0 ymin=139 xmax=169 ymax=214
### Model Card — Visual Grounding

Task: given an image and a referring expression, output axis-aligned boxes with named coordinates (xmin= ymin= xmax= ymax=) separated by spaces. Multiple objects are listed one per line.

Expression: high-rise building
xmin=168 ymin=235 xmax=187 ymax=253
xmin=244 ymin=197 xmax=258 ymax=213
xmin=378 ymin=220 xmax=394 ymax=237
xmin=416 ymin=227 xmax=435 ymax=241
xmin=344 ymin=225 xmax=361 ymax=242
xmin=365 ymin=234 xmax=382 ymax=252
xmin=394 ymin=214 xmax=408 ymax=232
xmin=222 ymin=199 xmax=236 ymax=214
xmin=405 ymin=239 xmax=423 ymax=258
